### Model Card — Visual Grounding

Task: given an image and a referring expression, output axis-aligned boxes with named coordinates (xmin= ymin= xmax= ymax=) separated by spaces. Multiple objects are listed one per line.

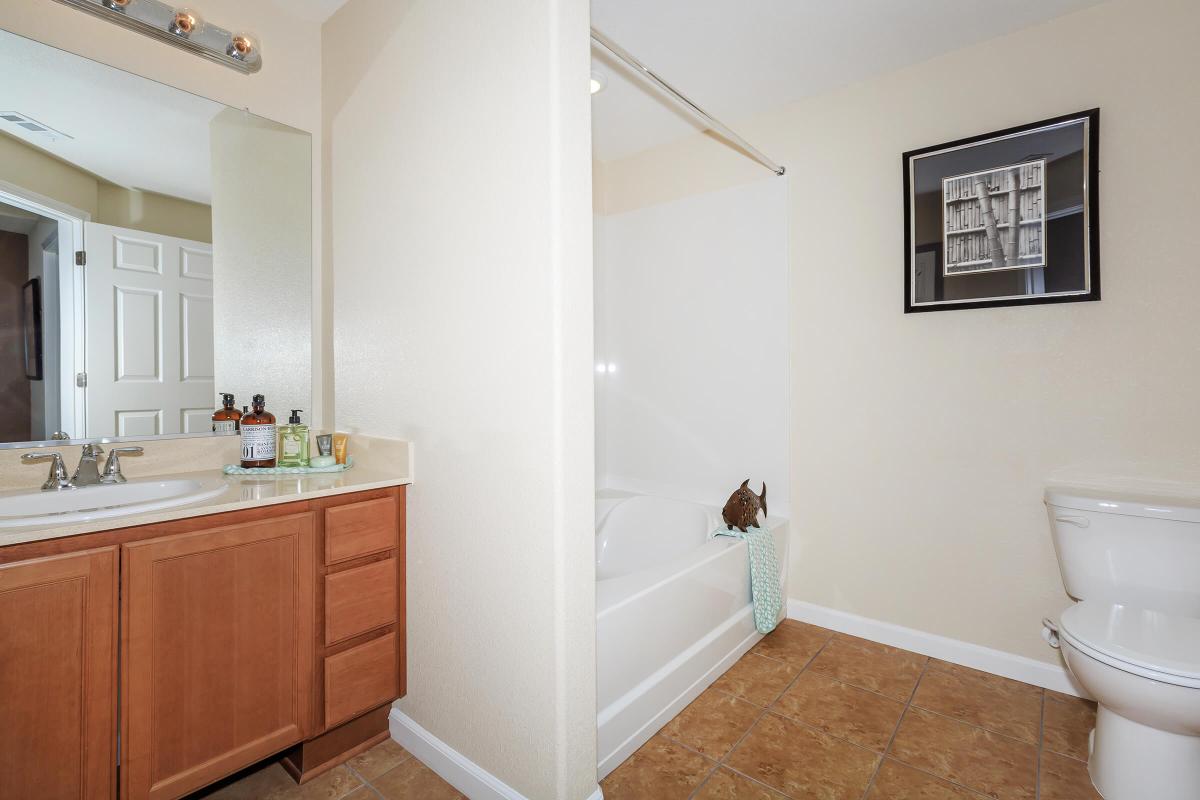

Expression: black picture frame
xmin=21 ymin=277 xmax=43 ymax=380
xmin=903 ymin=109 xmax=1100 ymax=313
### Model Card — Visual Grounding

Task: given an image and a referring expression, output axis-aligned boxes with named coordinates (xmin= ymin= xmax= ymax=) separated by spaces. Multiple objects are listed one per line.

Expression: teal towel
xmin=712 ymin=523 xmax=781 ymax=634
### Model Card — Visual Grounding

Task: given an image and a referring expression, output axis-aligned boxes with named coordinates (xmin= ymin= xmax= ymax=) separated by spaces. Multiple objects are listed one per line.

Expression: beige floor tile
xmin=1039 ymin=751 xmax=1102 ymax=800
xmin=867 ymin=759 xmax=987 ymax=799
xmin=725 ymin=712 xmax=879 ymax=800
xmin=890 ymin=707 xmax=1036 ymax=800
xmin=921 ymin=662 xmax=1046 ymax=700
xmin=346 ymin=738 xmax=412 ymax=781
xmin=273 ymin=766 xmax=364 ymax=800
xmin=712 ymin=652 xmax=801 ymax=707
xmin=193 ymin=763 xmax=301 ymax=799
xmin=1042 ymin=694 xmax=1096 ymax=761
xmin=344 ymin=789 xmax=379 ymax=800
xmin=772 ymin=671 xmax=906 ymax=752
xmin=694 ymin=767 xmax=789 ymax=799
xmin=911 ymin=668 xmax=1042 ymax=744
xmin=371 ymin=759 xmax=465 ymax=800
xmin=750 ymin=620 xmax=833 ymax=667
xmin=192 ymin=763 xmax=364 ymax=800
xmin=808 ymin=635 xmax=927 ymax=701
xmin=661 ymin=687 xmax=761 ymax=758
xmin=600 ymin=734 xmax=715 ymax=800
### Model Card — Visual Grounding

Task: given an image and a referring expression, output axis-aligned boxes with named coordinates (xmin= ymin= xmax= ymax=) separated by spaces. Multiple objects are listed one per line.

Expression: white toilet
xmin=1046 ymin=487 xmax=1200 ymax=800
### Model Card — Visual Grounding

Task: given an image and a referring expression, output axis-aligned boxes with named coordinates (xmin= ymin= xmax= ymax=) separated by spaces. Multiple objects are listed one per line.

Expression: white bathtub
xmin=595 ymin=490 xmax=788 ymax=777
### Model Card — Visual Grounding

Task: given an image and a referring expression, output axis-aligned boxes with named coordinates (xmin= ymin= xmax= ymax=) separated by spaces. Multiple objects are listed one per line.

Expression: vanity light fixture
xmin=590 ymin=71 xmax=607 ymax=95
xmin=50 ymin=0 xmax=262 ymax=74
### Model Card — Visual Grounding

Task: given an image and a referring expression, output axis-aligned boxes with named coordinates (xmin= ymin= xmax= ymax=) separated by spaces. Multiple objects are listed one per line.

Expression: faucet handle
xmin=22 ymin=452 xmax=73 ymax=491
xmin=100 ymin=446 xmax=144 ymax=484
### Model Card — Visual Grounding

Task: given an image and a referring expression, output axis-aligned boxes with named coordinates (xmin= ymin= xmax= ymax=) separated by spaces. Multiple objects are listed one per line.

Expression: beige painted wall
xmin=0 ymin=0 xmax=328 ymax=429
xmin=597 ymin=0 xmax=1200 ymax=664
xmin=324 ymin=1 xmax=596 ymax=797
xmin=0 ymin=133 xmax=212 ymax=241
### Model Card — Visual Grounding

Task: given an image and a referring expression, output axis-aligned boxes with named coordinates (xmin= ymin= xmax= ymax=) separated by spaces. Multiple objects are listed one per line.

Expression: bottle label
xmin=282 ymin=436 xmax=300 ymax=457
xmin=241 ymin=425 xmax=277 ymax=461
xmin=214 ymin=420 xmax=237 ymax=433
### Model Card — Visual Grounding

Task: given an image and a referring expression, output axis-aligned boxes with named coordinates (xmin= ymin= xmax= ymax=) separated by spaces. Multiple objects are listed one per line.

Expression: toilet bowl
xmin=1045 ymin=487 xmax=1200 ymax=800
xmin=1057 ymin=601 xmax=1200 ymax=799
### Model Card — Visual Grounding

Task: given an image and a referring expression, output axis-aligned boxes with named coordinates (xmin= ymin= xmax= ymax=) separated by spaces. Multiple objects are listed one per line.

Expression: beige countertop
xmin=0 ymin=464 xmax=410 ymax=548
xmin=0 ymin=435 xmax=414 ymax=548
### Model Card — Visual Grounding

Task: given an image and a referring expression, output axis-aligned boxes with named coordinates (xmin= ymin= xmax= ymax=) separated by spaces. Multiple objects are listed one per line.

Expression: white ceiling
xmin=590 ymin=0 xmax=1106 ymax=162
xmin=0 ymin=28 xmax=224 ymax=204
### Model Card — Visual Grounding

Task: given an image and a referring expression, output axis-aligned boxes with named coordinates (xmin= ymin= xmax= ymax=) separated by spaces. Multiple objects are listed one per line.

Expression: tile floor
xmin=186 ymin=738 xmax=464 ymax=800
xmin=602 ymin=619 xmax=1102 ymax=800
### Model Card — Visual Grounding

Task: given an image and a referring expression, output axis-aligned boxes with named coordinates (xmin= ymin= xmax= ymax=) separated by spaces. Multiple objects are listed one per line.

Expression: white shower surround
xmin=594 ymin=176 xmax=790 ymax=516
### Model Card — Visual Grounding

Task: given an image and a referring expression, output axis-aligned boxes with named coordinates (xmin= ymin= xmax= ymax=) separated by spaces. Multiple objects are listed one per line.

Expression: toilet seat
xmin=1059 ymin=601 xmax=1200 ymax=689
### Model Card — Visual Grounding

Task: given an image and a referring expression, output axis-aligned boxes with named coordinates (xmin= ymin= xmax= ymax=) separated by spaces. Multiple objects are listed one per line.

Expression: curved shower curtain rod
xmin=590 ymin=27 xmax=786 ymax=177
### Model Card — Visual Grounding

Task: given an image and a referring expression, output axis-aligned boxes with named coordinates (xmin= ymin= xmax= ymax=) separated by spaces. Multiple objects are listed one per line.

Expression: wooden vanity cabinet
xmin=0 ymin=548 xmax=118 ymax=800
xmin=121 ymin=512 xmax=315 ymax=800
xmin=0 ymin=485 xmax=405 ymax=800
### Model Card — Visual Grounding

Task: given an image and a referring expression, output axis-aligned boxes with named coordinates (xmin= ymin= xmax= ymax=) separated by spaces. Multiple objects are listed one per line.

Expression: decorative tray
xmin=222 ymin=458 xmax=353 ymax=476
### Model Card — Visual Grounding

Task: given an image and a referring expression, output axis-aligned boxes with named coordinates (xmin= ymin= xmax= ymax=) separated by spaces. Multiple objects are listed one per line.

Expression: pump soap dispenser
xmin=212 ymin=393 xmax=241 ymax=433
xmin=240 ymin=394 xmax=277 ymax=468
xmin=277 ymin=409 xmax=310 ymax=468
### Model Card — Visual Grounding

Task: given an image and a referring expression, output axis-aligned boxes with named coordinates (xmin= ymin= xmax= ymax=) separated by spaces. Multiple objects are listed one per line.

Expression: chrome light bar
xmin=51 ymin=0 xmax=262 ymax=74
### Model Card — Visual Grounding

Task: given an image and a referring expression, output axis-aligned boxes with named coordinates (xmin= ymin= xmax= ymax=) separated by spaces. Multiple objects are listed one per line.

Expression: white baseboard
xmin=787 ymin=599 xmax=1088 ymax=698
xmin=389 ymin=708 xmax=603 ymax=800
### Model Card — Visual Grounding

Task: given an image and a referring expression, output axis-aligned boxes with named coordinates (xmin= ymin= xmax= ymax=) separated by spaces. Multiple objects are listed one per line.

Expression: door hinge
xmin=76 ymin=372 xmax=88 ymax=388
xmin=75 ymin=250 xmax=86 ymax=266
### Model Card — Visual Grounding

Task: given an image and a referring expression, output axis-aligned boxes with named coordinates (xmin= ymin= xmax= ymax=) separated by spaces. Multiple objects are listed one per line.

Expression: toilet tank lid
xmin=1045 ymin=486 xmax=1200 ymax=524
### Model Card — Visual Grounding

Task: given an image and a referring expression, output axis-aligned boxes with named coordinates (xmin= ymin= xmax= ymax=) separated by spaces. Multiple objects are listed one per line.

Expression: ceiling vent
xmin=0 ymin=112 xmax=73 ymax=142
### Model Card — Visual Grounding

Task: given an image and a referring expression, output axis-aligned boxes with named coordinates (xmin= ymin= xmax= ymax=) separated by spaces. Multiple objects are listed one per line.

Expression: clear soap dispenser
xmin=277 ymin=409 xmax=309 ymax=468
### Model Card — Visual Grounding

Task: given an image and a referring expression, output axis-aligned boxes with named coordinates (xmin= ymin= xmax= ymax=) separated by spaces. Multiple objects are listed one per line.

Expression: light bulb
xmin=169 ymin=8 xmax=202 ymax=37
xmin=227 ymin=31 xmax=259 ymax=62
xmin=590 ymin=72 xmax=606 ymax=95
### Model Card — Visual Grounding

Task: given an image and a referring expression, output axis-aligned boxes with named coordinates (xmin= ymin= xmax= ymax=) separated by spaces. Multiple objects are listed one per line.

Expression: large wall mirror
xmin=0 ymin=28 xmax=311 ymax=448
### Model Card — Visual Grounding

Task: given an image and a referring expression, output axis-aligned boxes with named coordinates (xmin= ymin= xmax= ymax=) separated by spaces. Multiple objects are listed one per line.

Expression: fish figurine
xmin=722 ymin=479 xmax=767 ymax=532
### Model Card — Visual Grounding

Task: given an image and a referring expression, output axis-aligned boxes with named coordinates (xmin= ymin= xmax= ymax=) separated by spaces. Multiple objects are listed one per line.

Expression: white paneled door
xmin=84 ymin=223 xmax=214 ymax=438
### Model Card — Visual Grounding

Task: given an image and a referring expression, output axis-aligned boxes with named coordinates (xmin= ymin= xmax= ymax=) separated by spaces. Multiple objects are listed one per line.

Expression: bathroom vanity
xmin=0 ymin=483 xmax=406 ymax=800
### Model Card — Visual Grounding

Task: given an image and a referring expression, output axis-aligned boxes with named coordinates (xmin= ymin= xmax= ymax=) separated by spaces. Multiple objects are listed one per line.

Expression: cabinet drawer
xmin=325 ymin=497 xmax=398 ymax=565
xmin=325 ymin=632 xmax=398 ymax=728
xmin=325 ymin=559 xmax=397 ymax=645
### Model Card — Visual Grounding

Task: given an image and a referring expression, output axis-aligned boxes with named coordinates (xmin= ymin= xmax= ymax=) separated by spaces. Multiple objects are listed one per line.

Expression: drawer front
xmin=325 ymin=497 xmax=398 ymax=565
xmin=325 ymin=559 xmax=398 ymax=646
xmin=324 ymin=632 xmax=398 ymax=728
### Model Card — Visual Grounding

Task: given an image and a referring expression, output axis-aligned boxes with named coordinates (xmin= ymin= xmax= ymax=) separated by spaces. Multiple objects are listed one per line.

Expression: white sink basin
xmin=0 ymin=476 xmax=231 ymax=529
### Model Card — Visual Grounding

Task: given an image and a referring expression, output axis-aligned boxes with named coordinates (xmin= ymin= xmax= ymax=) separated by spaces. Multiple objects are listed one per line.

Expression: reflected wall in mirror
xmin=0 ymin=27 xmax=311 ymax=448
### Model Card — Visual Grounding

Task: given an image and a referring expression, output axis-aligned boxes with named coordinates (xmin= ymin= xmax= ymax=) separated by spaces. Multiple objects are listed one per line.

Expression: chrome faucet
xmin=22 ymin=444 xmax=145 ymax=491
xmin=21 ymin=452 xmax=73 ymax=491
xmin=100 ymin=447 xmax=144 ymax=484
xmin=70 ymin=444 xmax=106 ymax=487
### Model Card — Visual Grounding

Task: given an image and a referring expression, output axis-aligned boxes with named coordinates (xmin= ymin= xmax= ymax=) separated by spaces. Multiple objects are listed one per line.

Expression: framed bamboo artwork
xmin=903 ymin=109 xmax=1100 ymax=313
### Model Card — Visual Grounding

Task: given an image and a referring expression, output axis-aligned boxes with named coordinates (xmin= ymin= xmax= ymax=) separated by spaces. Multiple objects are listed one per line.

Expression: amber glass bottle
xmin=212 ymin=393 xmax=242 ymax=433
xmin=239 ymin=394 xmax=277 ymax=468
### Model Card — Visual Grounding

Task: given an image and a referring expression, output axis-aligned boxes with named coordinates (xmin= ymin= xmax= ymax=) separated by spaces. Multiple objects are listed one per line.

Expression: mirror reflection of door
xmin=84 ymin=223 xmax=215 ymax=437
xmin=0 ymin=26 xmax=312 ymax=448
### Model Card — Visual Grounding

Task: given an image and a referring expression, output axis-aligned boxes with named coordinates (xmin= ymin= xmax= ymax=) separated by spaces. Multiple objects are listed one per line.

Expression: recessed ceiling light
xmin=590 ymin=71 xmax=607 ymax=95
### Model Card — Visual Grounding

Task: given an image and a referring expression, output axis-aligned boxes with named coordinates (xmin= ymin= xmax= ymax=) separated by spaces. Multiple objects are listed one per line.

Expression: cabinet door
xmin=122 ymin=513 xmax=314 ymax=800
xmin=0 ymin=547 xmax=117 ymax=800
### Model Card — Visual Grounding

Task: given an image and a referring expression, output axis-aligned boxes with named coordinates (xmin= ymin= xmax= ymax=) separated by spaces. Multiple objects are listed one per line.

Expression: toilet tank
xmin=1045 ymin=487 xmax=1200 ymax=617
